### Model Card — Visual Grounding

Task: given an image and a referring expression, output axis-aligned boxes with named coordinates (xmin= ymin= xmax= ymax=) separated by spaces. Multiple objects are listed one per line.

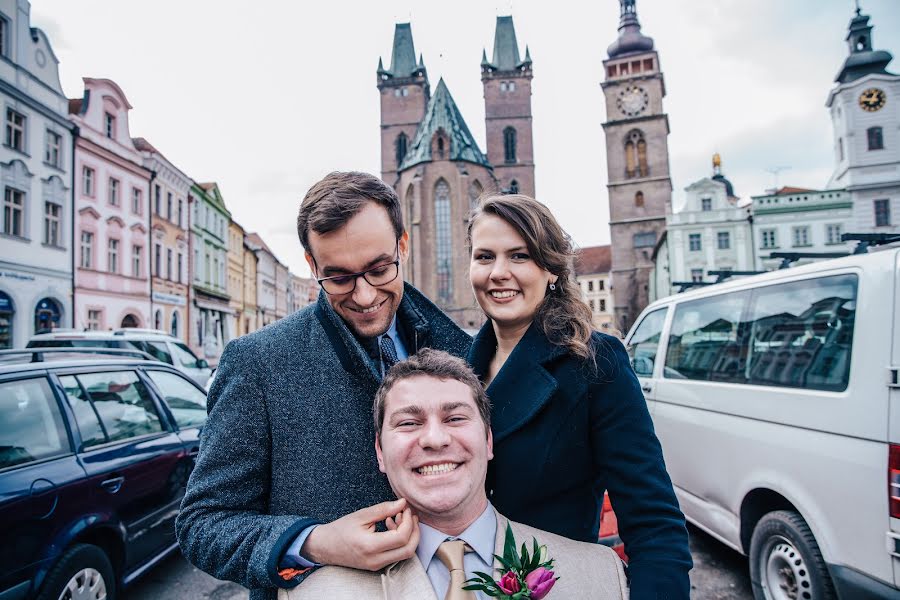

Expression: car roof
xmin=29 ymin=330 xmax=179 ymax=341
xmin=0 ymin=357 xmax=183 ymax=377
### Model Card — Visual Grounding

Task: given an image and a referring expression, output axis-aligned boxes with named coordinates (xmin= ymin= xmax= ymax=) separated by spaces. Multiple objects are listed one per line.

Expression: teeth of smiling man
xmin=417 ymin=463 xmax=459 ymax=475
xmin=490 ymin=290 xmax=519 ymax=299
xmin=358 ymin=301 xmax=383 ymax=314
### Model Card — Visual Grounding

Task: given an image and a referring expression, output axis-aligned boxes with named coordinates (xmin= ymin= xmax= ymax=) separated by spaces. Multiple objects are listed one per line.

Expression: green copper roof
xmin=388 ymin=23 xmax=417 ymax=78
xmin=483 ymin=16 xmax=531 ymax=71
xmin=399 ymin=78 xmax=490 ymax=170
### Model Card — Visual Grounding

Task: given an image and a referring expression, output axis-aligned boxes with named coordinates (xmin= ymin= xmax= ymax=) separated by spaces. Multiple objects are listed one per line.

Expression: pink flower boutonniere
xmin=464 ymin=524 xmax=559 ymax=599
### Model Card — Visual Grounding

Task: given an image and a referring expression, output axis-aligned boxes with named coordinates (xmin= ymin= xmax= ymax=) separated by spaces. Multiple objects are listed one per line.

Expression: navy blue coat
xmin=469 ymin=321 xmax=692 ymax=599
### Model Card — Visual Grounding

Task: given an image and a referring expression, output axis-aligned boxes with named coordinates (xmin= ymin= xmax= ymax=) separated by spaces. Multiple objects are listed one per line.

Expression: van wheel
xmin=749 ymin=510 xmax=835 ymax=600
xmin=35 ymin=543 xmax=116 ymax=600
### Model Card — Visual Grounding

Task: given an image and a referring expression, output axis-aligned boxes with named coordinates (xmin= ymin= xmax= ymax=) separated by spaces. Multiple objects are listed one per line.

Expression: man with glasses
xmin=177 ymin=172 xmax=471 ymax=600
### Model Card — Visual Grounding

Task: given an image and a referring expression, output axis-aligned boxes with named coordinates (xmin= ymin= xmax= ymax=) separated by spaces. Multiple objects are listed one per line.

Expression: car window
xmin=0 ymin=378 xmax=69 ymax=469
xmin=143 ymin=341 xmax=174 ymax=364
xmin=28 ymin=339 xmax=118 ymax=348
xmin=77 ymin=371 xmax=163 ymax=442
xmin=170 ymin=342 xmax=200 ymax=368
xmin=146 ymin=371 xmax=207 ymax=429
xmin=745 ymin=274 xmax=857 ymax=392
xmin=665 ymin=291 xmax=751 ymax=382
xmin=58 ymin=375 xmax=107 ymax=448
xmin=627 ymin=308 xmax=668 ymax=377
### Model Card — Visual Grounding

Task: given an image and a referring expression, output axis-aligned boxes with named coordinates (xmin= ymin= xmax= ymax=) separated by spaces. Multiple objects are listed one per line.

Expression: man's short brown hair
xmin=297 ymin=171 xmax=404 ymax=255
xmin=373 ymin=349 xmax=491 ymax=434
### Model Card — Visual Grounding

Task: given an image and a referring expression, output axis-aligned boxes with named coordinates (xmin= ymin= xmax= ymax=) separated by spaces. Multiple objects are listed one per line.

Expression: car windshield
xmin=171 ymin=342 xmax=201 ymax=368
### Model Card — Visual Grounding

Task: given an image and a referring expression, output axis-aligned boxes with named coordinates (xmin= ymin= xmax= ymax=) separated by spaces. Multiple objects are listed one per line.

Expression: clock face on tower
xmin=859 ymin=88 xmax=886 ymax=112
xmin=617 ymin=86 xmax=649 ymax=117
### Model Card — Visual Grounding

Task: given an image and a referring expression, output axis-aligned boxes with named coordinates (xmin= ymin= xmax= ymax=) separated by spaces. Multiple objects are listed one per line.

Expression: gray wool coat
xmin=175 ymin=284 xmax=471 ymax=600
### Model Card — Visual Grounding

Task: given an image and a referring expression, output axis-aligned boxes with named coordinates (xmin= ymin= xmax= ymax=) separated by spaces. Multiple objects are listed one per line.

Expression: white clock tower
xmin=826 ymin=4 xmax=900 ymax=233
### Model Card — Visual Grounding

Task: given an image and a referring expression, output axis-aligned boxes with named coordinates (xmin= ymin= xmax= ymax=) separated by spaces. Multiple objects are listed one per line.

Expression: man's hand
xmin=300 ymin=498 xmax=420 ymax=571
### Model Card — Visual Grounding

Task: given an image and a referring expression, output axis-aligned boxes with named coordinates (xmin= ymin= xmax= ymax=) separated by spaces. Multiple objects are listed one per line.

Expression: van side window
xmin=665 ymin=292 xmax=750 ymax=382
xmin=627 ymin=308 xmax=667 ymax=377
xmin=127 ymin=340 xmax=173 ymax=364
xmin=0 ymin=378 xmax=69 ymax=469
xmin=745 ymin=274 xmax=856 ymax=392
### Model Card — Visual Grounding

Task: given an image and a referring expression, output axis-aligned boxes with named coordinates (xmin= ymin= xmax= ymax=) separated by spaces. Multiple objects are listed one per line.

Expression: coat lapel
xmin=382 ymin=556 xmax=439 ymax=600
xmin=470 ymin=322 xmax=566 ymax=444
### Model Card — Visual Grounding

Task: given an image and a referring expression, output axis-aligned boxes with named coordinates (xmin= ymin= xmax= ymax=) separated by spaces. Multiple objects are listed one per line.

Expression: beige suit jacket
xmin=279 ymin=509 xmax=628 ymax=600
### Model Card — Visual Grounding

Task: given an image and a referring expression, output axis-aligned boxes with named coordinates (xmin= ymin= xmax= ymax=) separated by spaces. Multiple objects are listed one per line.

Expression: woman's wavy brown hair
xmin=467 ymin=193 xmax=596 ymax=362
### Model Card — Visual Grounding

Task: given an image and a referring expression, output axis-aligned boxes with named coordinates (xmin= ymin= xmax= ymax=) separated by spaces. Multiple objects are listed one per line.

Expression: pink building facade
xmin=69 ymin=78 xmax=151 ymax=330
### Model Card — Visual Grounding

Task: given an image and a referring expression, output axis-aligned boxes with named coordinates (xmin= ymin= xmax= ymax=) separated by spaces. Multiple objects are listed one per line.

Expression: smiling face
xmin=469 ymin=213 xmax=557 ymax=335
xmin=375 ymin=375 xmax=493 ymax=533
xmin=305 ymin=201 xmax=409 ymax=338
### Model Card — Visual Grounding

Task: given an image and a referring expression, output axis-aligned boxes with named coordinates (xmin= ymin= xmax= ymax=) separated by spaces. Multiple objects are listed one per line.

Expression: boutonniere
xmin=463 ymin=524 xmax=559 ymax=599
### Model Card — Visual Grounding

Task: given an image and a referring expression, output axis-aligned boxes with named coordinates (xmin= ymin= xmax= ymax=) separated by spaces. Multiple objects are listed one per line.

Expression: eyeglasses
xmin=315 ymin=247 xmax=401 ymax=295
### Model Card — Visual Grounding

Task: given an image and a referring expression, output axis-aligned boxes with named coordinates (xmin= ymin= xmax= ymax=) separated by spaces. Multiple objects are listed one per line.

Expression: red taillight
xmin=890 ymin=444 xmax=900 ymax=519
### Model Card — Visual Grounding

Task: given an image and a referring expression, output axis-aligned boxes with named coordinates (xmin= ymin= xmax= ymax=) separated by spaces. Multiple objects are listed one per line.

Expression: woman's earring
xmin=549 ymin=282 xmax=557 ymax=292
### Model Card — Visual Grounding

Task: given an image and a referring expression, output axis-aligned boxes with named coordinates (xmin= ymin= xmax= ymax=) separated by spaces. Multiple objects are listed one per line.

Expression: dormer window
xmin=701 ymin=198 xmax=712 ymax=211
xmin=104 ymin=112 xmax=116 ymax=138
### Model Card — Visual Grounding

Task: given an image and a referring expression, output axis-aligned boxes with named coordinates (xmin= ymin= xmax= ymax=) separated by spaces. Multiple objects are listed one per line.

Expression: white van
xmin=27 ymin=329 xmax=213 ymax=388
xmin=624 ymin=246 xmax=899 ymax=599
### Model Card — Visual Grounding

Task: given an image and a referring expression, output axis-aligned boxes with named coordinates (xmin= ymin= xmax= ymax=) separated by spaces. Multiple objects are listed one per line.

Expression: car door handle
xmin=641 ymin=384 xmax=652 ymax=394
xmin=188 ymin=447 xmax=199 ymax=459
xmin=100 ymin=476 xmax=125 ymax=494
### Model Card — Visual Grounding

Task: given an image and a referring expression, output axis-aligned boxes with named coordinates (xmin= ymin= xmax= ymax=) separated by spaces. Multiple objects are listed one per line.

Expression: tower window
xmin=635 ymin=191 xmax=644 ymax=207
xmin=434 ymin=180 xmax=453 ymax=303
xmin=624 ymin=130 xmax=648 ymax=178
xmin=867 ymin=127 xmax=883 ymax=151
xmin=396 ymin=132 xmax=409 ymax=166
xmin=503 ymin=127 xmax=517 ymax=163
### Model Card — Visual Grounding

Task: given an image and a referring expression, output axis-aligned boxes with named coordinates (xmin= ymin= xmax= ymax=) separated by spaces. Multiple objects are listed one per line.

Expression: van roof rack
xmin=768 ymin=251 xmax=850 ymax=269
xmin=673 ymin=281 xmax=716 ymax=293
xmin=0 ymin=347 xmax=155 ymax=364
xmin=707 ymin=270 xmax=767 ymax=283
xmin=841 ymin=232 xmax=900 ymax=254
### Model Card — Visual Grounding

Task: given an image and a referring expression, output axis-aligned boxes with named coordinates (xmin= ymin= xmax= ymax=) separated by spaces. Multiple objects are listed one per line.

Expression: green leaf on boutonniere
xmin=502 ymin=523 xmax=520 ymax=570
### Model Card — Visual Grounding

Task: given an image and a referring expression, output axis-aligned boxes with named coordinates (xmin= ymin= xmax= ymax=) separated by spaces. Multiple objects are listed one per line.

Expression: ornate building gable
xmin=70 ymin=78 xmax=144 ymax=163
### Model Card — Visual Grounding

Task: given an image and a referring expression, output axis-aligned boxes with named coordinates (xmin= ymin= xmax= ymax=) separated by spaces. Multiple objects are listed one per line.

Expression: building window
xmin=588 ymin=280 xmax=594 ymax=292
xmin=87 ymin=309 xmax=102 ymax=331
xmin=826 ymin=223 xmax=844 ymax=245
xmin=717 ymin=231 xmax=730 ymax=250
xmin=396 ymin=132 xmax=408 ymax=166
xmin=82 ymin=167 xmax=94 ymax=196
xmin=205 ymin=253 xmax=210 ymax=284
xmin=178 ymin=199 xmax=183 ymax=227
xmin=167 ymin=192 xmax=173 ymax=221
xmin=761 ymin=229 xmax=777 ymax=249
xmin=5 ymin=108 xmax=25 ymax=152
xmin=701 ymin=198 xmax=712 ymax=212
xmin=154 ymin=309 xmax=162 ymax=330
xmin=132 ymin=245 xmax=142 ymax=277
xmin=434 ymin=179 xmax=453 ymax=303
xmin=503 ymin=127 xmax=517 ymax=163
xmin=598 ymin=279 xmax=605 ymax=291
xmin=44 ymin=202 xmax=61 ymax=246
xmin=104 ymin=112 xmax=116 ymax=138
xmin=166 ymin=248 xmax=173 ymax=280
xmin=689 ymin=233 xmax=701 ymax=251
xmin=107 ymin=239 xmax=119 ymax=274
xmin=691 ymin=269 xmax=704 ymax=282
xmin=154 ymin=243 xmax=162 ymax=278
xmin=867 ymin=127 xmax=884 ymax=151
xmin=624 ymin=129 xmax=648 ymax=178
xmin=194 ymin=248 xmax=200 ymax=281
xmin=3 ymin=188 xmax=24 ymax=237
xmin=875 ymin=198 xmax=891 ymax=227
xmin=599 ymin=299 xmax=606 ymax=312
xmin=177 ymin=252 xmax=183 ymax=283
xmin=171 ymin=311 xmax=179 ymax=338
xmin=838 ymin=137 xmax=844 ymax=161
xmin=155 ymin=185 xmax=161 ymax=215
xmin=108 ymin=178 xmax=120 ymax=206
xmin=635 ymin=191 xmax=644 ymax=207
xmin=0 ymin=16 xmax=8 ymax=58
xmin=44 ymin=130 xmax=62 ymax=168
xmin=132 ymin=188 xmax=142 ymax=214
xmin=80 ymin=232 xmax=93 ymax=268
xmin=634 ymin=232 xmax=656 ymax=247
xmin=792 ymin=226 xmax=810 ymax=247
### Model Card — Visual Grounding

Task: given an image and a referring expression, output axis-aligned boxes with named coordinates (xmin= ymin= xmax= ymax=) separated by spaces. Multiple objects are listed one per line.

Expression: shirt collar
xmin=415 ymin=503 xmax=497 ymax=569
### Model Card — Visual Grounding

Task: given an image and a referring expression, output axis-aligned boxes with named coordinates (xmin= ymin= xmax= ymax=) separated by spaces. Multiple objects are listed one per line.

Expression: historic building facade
xmin=69 ymin=78 xmax=151 ymax=331
xmin=189 ymin=182 xmax=230 ymax=361
xmin=227 ymin=219 xmax=246 ymax=337
xmin=825 ymin=6 xmax=899 ymax=235
xmin=246 ymin=232 xmax=277 ymax=327
xmin=241 ymin=236 xmax=258 ymax=335
xmin=573 ymin=245 xmax=614 ymax=332
xmin=378 ymin=17 xmax=534 ymax=328
xmin=0 ymin=0 xmax=75 ymax=347
xmin=602 ymin=0 xmax=671 ymax=332
xmin=133 ymin=137 xmax=190 ymax=340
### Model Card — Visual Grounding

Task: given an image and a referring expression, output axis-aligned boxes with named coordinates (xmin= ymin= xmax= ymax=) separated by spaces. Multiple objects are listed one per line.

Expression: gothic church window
xmin=503 ymin=127 xmax=517 ymax=163
xmin=624 ymin=130 xmax=648 ymax=178
xmin=396 ymin=132 xmax=409 ymax=165
xmin=867 ymin=127 xmax=883 ymax=151
xmin=434 ymin=180 xmax=453 ymax=303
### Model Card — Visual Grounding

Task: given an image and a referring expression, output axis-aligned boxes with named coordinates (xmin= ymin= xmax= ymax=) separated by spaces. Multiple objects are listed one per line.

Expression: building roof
xmin=607 ymin=0 xmax=654 ymax=58
xmin=575 ymin=245 xmax=612 ymax=276
xmin=376 ymin=22 xmax=424 ymax=80
xmin=399 ymin=78 xmax=490 ymax=170
xmin=132 ymin=137 xmax=158 ymax=153
xmin=246 ymin=232 xmax=284 ymax=266
xmin=835 ymin=8 xmax=894 ymax=83
xmin=774 ymin=186 xmax=817 ymax=195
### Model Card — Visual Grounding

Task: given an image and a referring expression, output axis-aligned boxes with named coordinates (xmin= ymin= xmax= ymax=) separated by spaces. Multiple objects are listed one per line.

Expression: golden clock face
xmin=859 ymin=88 xmax=886 ymax=112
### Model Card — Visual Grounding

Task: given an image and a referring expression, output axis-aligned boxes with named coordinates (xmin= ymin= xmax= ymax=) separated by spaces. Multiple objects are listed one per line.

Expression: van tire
xmin=749 ymin=510 xmax=835 ymax=600
xmin=35 ymin=543 xmax=116 ymax=600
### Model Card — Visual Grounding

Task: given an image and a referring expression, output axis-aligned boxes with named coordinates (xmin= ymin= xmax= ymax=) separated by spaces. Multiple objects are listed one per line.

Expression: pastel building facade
xmin=246 ymin=232 xmax=276 ymax=327
xmin=0 ymin=0 xmax=75 ymax=347
xmin=189 ymin=182 xmax=230 ymax=360
xmin=69 ymin=78 xmax=151 ymax=331
xmin=227 ymin=219 xmax=247 ymax=337
xmin=133 ymin=137 xmax=190 ymax=341
xmin=573 ymin=245 xmax=615 ymax=333
xmin=241 ymin=237 xmax=258 ymax=335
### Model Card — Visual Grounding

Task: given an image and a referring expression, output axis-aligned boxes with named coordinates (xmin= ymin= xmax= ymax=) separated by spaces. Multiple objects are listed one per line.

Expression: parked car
xmin=624 ymin=245 xmax=900 ymax=598
xmin=27 ymin=329 xmax=213 ymax=388
xmin=0 ymin=348 xmax=209 ymax=600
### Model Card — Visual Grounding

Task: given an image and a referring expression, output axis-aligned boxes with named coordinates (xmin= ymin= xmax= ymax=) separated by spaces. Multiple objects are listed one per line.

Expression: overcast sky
xmin=31 ymin=0 xmax=900 ymax=276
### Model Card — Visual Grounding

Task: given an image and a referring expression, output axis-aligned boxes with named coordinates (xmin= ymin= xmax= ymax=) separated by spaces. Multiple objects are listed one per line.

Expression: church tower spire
xmin=835 ymin=3 xmax=894 ymax=83
xmin=377 ymin=23 xmax=430 ymax=185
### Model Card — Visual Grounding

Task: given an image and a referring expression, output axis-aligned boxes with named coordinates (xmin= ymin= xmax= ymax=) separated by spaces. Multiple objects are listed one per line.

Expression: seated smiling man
xmin=282 ymin=349 xmax=627 ymax=600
